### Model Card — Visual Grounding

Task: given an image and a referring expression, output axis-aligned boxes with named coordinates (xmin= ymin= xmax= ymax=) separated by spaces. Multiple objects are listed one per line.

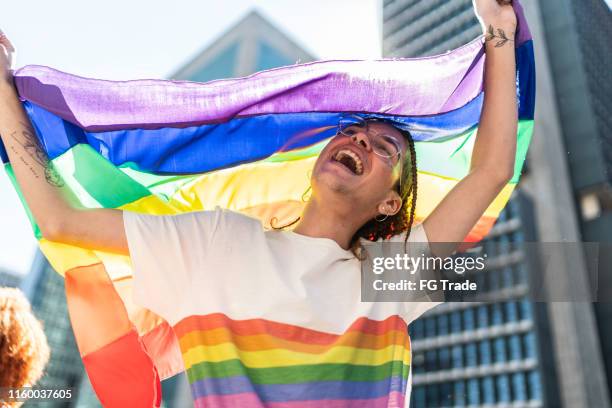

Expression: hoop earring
xmin=375 ymin=213 xmax=389 ymax=222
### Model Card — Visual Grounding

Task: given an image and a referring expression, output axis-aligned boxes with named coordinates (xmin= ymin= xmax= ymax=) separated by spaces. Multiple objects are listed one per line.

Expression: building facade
xmin=409 ymin=193 xmax=556 ymax=407
xmin=383 ymin=0 xmax=481 ymax=58
xmin=535 ymin=0 xmax=612 ymax=395
xmin=383 ymin=0 xmax=611 ymax=407
xmin=0 ymin=268 xmax=21 ymax=287
xmin=170 ymin=10 xmax=314 ymax=82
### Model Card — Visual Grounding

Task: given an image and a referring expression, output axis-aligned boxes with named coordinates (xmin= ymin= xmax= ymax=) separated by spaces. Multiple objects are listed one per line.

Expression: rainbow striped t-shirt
xmin=124 ymin=207 xmax=439 ymax=407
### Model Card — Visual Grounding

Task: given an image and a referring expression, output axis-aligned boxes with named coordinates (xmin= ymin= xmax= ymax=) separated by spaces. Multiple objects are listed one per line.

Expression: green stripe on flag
xmin=186 ymin=359 xmax=410 ymax=385
xmin=415 ymin=120 xmax=533 ymax=183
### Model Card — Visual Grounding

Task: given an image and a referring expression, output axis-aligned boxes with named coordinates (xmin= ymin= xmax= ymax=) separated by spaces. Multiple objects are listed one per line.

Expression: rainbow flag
xmin=1 ymin=2 xmax=534 ymax=406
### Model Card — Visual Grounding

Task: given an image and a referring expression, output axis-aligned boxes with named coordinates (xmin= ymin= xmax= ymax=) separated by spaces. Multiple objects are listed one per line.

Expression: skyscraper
xmin=383 ymin=0 xmax=481 ymax=58
xmin=170 ymin=10 xmax=314 ymax=82
xmin=534 ymin=0 xmax=612 ymax=395
xmin=408 ymin=193 xmax=557 ymax=407
xmin=0 ymin=268 xmax=21 ymax=287
xmin=383 ymin=0 xmax=611 ymax=407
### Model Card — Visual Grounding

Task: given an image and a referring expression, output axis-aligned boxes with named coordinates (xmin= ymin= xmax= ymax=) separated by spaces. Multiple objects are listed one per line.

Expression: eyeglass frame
xmin=336 ymin=114 xmax=406 ymax=197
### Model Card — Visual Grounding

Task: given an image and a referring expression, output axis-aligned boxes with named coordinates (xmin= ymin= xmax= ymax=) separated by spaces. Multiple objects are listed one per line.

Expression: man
xmin=0 ymin=1 xmax=518 ymax=405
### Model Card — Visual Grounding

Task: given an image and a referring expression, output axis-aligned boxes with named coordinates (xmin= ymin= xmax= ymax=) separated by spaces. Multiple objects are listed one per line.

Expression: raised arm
xmin=422 ymin=0 xmax=518 ymax=253
xmin=0 ymin=33 xmax=128 ymax=254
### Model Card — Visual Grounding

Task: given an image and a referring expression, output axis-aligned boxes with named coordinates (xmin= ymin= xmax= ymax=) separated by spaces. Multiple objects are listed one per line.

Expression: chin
xmin=312 ymin=170 xmax=353 ymax=196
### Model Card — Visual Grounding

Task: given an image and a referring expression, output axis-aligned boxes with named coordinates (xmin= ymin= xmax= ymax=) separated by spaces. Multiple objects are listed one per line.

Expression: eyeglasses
xmin=337 ymin=115 xmax=404 ymax=194
xmin=337 ymin=115 xmax=403 ymax=167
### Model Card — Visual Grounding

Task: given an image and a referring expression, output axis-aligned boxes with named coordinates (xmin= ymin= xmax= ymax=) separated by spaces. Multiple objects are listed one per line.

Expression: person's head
xmin=0 ymin=287 xmax=50 ymax=406
xmin=310 ymin=115 xmax=418 ymax=250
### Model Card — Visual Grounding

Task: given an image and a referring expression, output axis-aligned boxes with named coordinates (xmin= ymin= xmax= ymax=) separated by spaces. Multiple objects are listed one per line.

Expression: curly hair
xmin=349 ymin=123 xmax=417 ymax=254
xmin=0 ymin=287 xmax=50 ymax=404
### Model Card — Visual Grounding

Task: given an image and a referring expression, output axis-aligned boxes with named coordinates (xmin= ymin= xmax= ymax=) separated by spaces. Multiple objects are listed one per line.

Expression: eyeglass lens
xmin=338 ymin=119 xmax=401 ymax=160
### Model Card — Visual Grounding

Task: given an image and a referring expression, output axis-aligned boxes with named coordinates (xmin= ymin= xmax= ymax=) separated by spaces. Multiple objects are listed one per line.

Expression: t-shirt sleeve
xmin=385 ymin=222 xmax=430 ymax=256
xmin=122 ymin=207 xmax=252 ymax=322
xmin=390 ymin=223 xmax=443 ymax=323
xmin=404 ymin=222 xmax=430 ymax=257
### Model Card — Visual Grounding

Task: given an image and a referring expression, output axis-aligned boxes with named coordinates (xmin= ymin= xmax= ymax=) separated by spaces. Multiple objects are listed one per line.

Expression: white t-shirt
xmin=123 ymin=207 xmax=440 ymax=407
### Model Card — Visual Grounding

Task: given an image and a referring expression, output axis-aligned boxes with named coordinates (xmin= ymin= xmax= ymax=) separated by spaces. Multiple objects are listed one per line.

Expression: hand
xmin=473 ymin=0 xmax=517 ymax=32
xmin=0 ymin=29 xmax=15 ymax=84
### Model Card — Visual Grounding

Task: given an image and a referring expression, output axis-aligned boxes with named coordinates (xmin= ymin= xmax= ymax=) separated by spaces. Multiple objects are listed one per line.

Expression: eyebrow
xmin=378 ymin=132 xmax=402 ymax=149
xmin=348 ymin=122 xmax=404 ymax=149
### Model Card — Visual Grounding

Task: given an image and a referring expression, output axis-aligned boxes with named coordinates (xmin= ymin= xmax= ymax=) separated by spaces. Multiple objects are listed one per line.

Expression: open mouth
xmin=332 ymin=149 xmax=363 ymax=175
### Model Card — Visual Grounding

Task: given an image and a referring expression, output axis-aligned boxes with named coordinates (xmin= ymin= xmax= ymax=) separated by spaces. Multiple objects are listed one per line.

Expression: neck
xmin=293 ymin=195 xmax=366 ymax=250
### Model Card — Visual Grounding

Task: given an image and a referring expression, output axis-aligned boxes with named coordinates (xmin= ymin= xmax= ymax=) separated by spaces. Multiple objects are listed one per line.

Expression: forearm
xmin=470 ymin=18 xmax=518 ymax=181
xmin=0 ymin=78 xmax=78 ymax=236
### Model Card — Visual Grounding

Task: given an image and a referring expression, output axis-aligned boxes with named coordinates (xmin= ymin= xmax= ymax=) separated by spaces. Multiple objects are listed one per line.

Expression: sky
xmin=0 ymin=0 xmax=382 ymax=275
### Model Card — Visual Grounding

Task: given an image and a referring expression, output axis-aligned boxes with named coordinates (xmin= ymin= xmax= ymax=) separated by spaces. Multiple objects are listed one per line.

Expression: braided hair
xmin=349 ymin=122 xmax=418 ymax=255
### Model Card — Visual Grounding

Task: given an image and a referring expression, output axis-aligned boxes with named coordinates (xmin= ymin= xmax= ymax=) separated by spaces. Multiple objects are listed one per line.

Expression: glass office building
xmin=535 ymin=0 xmax=612 ymax=394
xmin=383 ymin=0 xmax=612 ymax=406
xmin=383 ymin=0 xmax=481 ymax=58
xmin=381 ymin=1 xmax=585 ymax=406
xmin=408 ymin=194 xmax=552 ymax=407
xmin=0 ymin=268 xmax=21 ymax=287
xmin=170 ymin=10 xmax=314 ymax=82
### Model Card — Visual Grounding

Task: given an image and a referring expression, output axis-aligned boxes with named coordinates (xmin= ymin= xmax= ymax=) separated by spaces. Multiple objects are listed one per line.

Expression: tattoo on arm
xmin=485 ymin=24 xmax=514 ymax=48
xmin=7 ymin=122 xmax=65 ymax=187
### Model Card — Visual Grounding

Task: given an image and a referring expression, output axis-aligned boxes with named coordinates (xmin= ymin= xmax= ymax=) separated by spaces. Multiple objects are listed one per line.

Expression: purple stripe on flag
xmin=14 ymin=38 xmax=485 ymax=132
xmin=513 ymin=0 xmax=532 ymax=47
xmin=190 ymin=375 xmax=406 ymax=401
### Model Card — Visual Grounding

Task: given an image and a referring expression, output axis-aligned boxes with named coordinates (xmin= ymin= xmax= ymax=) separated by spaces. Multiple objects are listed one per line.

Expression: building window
xmin=494 ymin=337 xmax=507 ymax=363
xmin=528 ymin=371 xmax=543 ymax=401
xmin=465 ymin=343 xmax=478 ymax=367
xmin=505 ymin=301 xmax=519 ymax=322
xmin=479 ymin=339 xmax=492 ymax=365
xmin=513 ymin=372 xmax=528 ymax=401
xmin=452 ymin=345 xmax=464 ymax=369
xmin=482 ymin=376 xmax=496 ymax=404
xmin=454 ymin=380 xmax=466 ymax=407
xmin=463 ymin=308 xmax=475 ymax=331
xmin=496 ymin=374 xmax=511 ymax=403
xmin=477 ymin=304 xmax=489 ymax=328
xmin=467 ymin=378 xmax=480 ymax=405
xmin=509 ymin=335 xmax=523 ymax=361
xmin=437 ymin=313 xmax=449 ymax=336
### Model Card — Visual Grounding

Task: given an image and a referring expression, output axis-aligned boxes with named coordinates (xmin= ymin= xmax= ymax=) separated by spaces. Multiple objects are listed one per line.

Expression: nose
xmin=351 ymin=131 xmax=372 ymax=151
